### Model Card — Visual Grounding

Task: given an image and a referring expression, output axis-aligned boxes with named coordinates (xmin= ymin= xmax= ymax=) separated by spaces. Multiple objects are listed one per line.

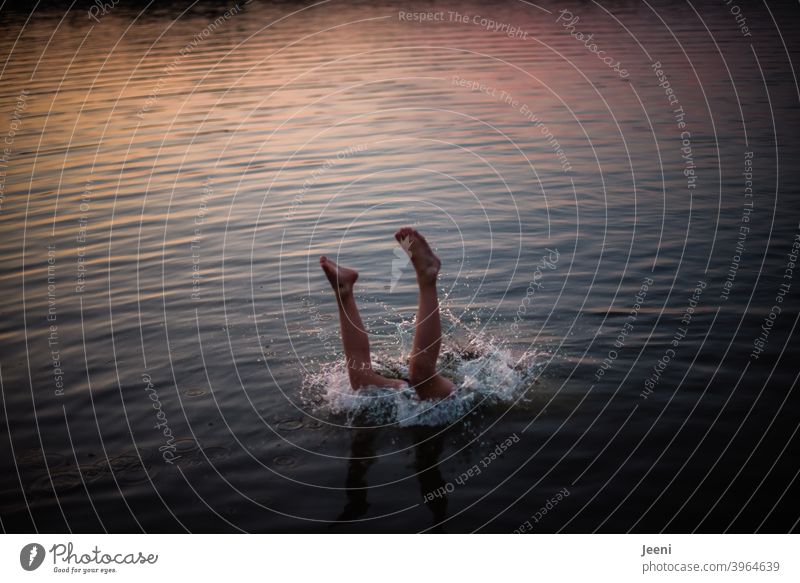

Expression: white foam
xmin=302 ymin=317 xmax=540 ymax=427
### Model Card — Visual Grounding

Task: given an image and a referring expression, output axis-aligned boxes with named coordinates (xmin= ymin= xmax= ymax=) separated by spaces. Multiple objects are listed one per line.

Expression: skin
xmin=319 ymin=228 xmax=455 ymax=400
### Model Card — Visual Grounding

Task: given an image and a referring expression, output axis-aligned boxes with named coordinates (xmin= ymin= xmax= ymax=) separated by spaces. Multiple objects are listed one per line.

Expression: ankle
xmin=416 ymin=271 xmax=438 ymax=286
xmin=335 ymin=286 xmax=354 ymax=300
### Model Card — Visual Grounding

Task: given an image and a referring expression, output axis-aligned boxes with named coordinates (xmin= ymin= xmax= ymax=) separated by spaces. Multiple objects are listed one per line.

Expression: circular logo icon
xmin=20 ymin=543 xmax=46 ymax=571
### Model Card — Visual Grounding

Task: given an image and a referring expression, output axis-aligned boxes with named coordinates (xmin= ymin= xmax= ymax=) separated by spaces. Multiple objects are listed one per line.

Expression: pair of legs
xmin=319 ymin=228 xmax=455 ymax=400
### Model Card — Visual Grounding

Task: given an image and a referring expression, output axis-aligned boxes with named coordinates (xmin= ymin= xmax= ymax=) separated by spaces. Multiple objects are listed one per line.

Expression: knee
xmin=408 ymin=372 xmax=433 ymax=388
xmin=411 ymin=374 xmax=455 ymax=399
xmin=348 ymin=370 xmax=372 ymax=390
xmin=348 ymin=365 xmax=386 ymax=389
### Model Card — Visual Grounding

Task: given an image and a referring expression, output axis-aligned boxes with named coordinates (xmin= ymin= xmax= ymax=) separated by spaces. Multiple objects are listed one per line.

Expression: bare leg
xmin=320 ymin=256 xmax=406 ymax=390
xmin=395 ymin=228 xmax=455 ymax=400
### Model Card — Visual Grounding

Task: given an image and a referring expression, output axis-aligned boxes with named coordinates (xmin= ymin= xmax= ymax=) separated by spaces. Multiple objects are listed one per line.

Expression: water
xmin=1 ymin=0 xmax=799 ymax=533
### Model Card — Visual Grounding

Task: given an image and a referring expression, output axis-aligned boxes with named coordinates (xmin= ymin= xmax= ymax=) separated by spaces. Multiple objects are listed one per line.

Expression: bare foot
xmin=319 ymin=256 xmax=358 ymax=296
xmin=394 ymin=227 xmax=440 ymax=285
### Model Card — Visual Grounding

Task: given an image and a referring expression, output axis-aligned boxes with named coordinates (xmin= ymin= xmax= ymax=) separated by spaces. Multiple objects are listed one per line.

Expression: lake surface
xmin=1 ymin=0 xmax=799 ymax=533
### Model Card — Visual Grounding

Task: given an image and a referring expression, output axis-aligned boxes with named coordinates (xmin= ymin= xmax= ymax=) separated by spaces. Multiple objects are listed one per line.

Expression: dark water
xmin=1 ymin=0 xmax=799 ymax=533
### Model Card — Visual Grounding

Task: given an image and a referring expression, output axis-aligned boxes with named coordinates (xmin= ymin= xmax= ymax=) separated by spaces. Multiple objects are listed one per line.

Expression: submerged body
xmin=320 ymin=228 xmax=455 ymax=400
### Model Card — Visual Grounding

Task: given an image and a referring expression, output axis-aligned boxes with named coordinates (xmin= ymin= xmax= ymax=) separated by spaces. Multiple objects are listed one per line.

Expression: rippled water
xmin=1 ymin=0 xmax=799 ymax=533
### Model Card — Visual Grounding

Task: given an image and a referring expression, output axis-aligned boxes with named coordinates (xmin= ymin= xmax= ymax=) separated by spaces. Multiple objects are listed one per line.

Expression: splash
xmin=302 ymin=311 xmax=540 ymax=427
